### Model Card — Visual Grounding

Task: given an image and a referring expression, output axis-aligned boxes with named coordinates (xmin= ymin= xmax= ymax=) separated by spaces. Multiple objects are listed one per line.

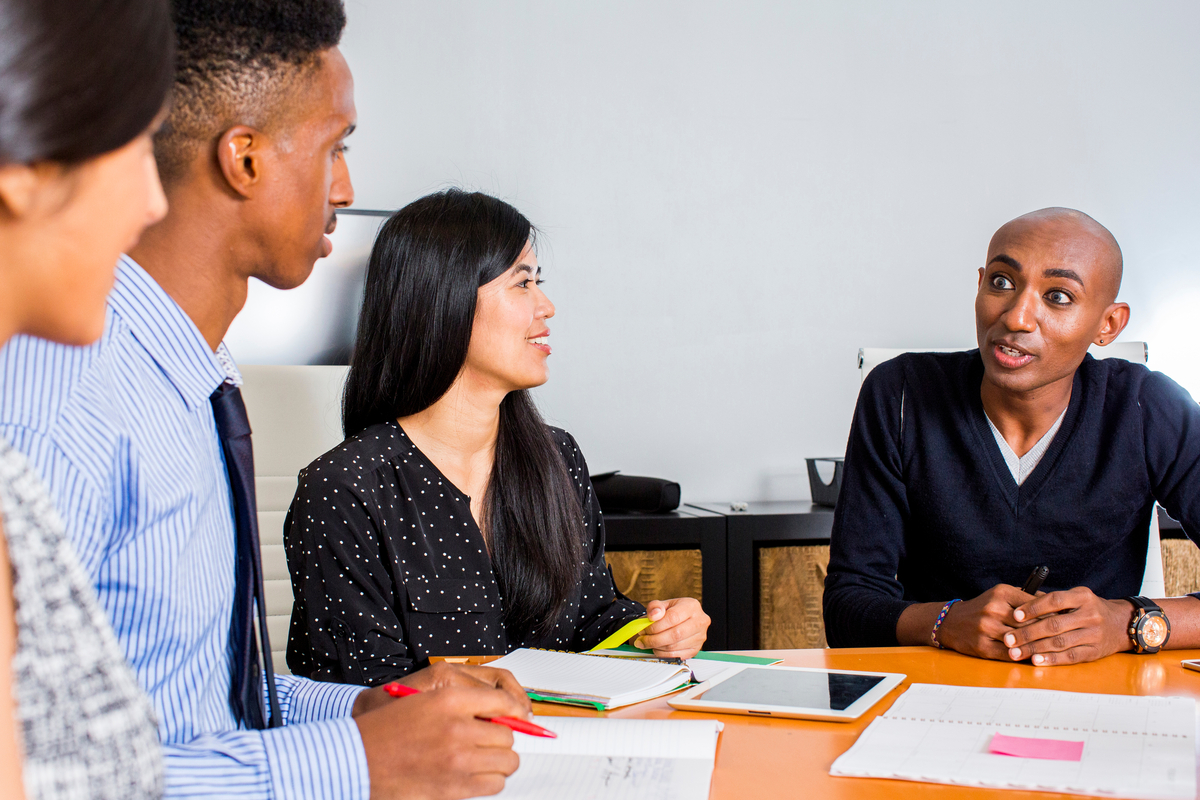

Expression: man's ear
xmin=0 ymin=163 xmax=47 ymax=218
xmin=1095 ymin=302 xmax=1131 ymax=346
xmin=977 ymin=267 xmax=985 ymax=290
xmin=215 ymin=125 xmax=266 ymax=199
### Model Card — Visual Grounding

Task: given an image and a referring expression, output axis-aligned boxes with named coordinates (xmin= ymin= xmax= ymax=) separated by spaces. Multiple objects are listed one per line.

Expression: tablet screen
xmin=697 ymin=668 xmax=884 ymax=711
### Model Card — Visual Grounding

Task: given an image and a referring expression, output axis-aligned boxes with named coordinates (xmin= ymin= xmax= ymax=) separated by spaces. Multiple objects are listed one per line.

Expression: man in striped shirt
xmin=0 ymin=2 xmax=529 ymax=799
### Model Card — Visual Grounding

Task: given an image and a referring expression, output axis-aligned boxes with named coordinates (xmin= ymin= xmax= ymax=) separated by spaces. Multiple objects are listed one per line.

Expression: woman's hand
xmin=1003 ymin=588 xmax=1134 ymax=665
xmin=634 ymin=598 xmax=710 ymax=659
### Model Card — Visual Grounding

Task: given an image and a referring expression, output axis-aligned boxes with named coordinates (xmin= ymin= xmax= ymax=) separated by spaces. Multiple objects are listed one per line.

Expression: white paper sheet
xmin=686 ymin=658 xmax=738 ymax=683
xmin=489 ymin=716 xmax=722 ymax=800
xmin=831 ymin=684 xmax=1196 ymax=800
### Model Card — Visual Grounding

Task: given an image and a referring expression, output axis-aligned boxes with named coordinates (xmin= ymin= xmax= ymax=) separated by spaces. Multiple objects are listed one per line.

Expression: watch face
xmin=1141 ymin=614 xmax=1169 ymax=648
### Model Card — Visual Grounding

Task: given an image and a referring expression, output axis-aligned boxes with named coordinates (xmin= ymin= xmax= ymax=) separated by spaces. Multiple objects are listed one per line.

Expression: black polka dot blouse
xmin=283 ymin=421 xmax=646 ymax=686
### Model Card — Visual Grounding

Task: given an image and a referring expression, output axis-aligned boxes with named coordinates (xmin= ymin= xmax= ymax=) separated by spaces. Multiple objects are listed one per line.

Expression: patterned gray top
xmin=0 ymin=438 xmax=162 ymax=800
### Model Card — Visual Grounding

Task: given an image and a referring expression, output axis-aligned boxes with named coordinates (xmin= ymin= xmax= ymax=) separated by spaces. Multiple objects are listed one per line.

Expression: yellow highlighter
xmin=587 ymin=617 xmax=654 ymax=653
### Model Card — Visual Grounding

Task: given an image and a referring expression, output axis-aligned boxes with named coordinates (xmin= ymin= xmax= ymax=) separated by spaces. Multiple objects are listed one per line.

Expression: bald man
xmin=823 ymin=207 xmax=1200 ymax=664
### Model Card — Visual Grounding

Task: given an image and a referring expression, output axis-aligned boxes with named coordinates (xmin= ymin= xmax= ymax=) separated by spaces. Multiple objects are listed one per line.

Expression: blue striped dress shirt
xmin=0 ymin=256 xmax=370 ymax=800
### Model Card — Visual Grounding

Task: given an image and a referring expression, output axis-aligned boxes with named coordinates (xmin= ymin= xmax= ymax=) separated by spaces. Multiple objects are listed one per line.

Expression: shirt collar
xmin=109 ymin=255 xmax=231 ymax=411
xmin=214 ymin=343 xmax=243 ymax=387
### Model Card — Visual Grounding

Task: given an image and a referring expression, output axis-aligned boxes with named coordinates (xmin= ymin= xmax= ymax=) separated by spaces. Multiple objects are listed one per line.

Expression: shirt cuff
xmin=274 ymin=673 xmax=366 ymax=725
xmin=261 ymin=717 xmax=369 ymax=800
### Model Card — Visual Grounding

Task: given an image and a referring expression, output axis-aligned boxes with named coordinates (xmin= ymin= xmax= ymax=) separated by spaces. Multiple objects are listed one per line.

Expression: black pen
xmin=1022 ymin=565 xmax=1049 ymax=595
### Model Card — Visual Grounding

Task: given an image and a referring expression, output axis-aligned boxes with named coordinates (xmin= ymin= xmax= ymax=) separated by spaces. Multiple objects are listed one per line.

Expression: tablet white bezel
xmin=667 ymin=664 xmax=906 ymax=722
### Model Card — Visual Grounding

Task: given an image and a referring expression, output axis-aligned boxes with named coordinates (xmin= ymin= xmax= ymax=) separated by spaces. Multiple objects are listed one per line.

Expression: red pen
xmin=383 ymin=681 xmax=558 ymax=739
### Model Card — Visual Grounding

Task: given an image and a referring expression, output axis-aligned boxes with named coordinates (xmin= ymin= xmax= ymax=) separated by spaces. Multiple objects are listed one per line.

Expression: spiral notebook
xmin=488 ymin=648 xmax=693 ymax=709
xmin=831 ymin=683 xmax=1196 ymax=800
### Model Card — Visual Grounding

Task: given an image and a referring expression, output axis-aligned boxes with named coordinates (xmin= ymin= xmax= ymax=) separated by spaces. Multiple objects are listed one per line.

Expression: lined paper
xmin=488 ymin=717 xmax=722 ymax=800
xmin=831 ymin=684 xmax=1196 ymax=800
xmin=496 ymin=756 xmax=714 ymax=800
xmin=513 ymin=717 xmax=722 ymax=759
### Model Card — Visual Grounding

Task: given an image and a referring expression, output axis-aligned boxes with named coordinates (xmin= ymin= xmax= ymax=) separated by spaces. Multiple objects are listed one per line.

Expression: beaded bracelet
xmin=931 ymin=598 xmax=962 ymax=649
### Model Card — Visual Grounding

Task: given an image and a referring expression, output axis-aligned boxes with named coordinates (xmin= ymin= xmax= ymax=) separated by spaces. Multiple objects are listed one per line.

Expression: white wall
xmin=335 ymin=0 xmax=1200 ymax=502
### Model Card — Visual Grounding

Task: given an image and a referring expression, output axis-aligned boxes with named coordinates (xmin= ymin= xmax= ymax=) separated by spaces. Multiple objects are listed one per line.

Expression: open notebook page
xmin=489 ymin=648 xmax=691 ymax=706
xmin=832 ymin=684 xmax=1196 ymax=800
xmin=885 ymin=683 xmax=1196 ymax=735
xmin=487 ymin=717 xmax=723 ymax=800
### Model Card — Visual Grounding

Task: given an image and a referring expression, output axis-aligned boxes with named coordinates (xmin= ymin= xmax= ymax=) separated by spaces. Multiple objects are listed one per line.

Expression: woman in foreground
xmin=0 ymin=0 xmax=174 ymax=797
xmin=285 ymin=189 xmax=709 ymax=685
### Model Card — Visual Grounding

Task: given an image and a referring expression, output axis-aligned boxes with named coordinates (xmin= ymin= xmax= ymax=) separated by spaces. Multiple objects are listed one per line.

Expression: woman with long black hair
xmin=0 ymin=0 xmax=174 ymax=797
xmin=285 ymin=189 xmax=709 ymax=685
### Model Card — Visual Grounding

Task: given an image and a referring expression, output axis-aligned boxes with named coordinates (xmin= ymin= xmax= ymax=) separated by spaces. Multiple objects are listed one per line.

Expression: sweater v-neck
xmin=964 ymin=355 xmax=1087 ymax=512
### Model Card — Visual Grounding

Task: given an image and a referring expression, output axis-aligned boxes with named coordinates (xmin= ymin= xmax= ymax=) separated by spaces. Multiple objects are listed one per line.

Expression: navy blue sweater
xmin=823 ymin=350 xmax=1200 ymax=648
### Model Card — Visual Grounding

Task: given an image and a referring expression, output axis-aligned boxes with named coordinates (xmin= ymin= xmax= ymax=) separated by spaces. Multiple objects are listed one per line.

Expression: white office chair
xmin=240 ymin=364 xmax=350 ymax=675
xmin=855 ymin=342 xmax=1164 ymax=597
xmin=857 ymin=341 xmax=1149 ymax=382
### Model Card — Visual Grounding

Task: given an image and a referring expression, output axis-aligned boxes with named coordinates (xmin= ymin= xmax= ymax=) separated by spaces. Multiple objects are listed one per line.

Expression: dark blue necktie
xmin=210 ymin=381 xmax=281 ymax=729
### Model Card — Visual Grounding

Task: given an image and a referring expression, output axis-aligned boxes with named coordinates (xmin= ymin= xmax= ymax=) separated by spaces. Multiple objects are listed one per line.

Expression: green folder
xmin=595 ymin=642 xmax=782 ymax=666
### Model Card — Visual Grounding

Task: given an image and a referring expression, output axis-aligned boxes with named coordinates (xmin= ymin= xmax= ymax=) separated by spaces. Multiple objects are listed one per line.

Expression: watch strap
xmin=1127 ymin=595 xmax=1161 ymax=613
xmin=1126 ymin=596 xmax=1169 ymax=654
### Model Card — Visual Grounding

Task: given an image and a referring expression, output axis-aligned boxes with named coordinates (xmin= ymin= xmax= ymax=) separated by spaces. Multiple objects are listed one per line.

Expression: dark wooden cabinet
xmin=604 ymin=503 xmax=1200 ymax=655
xmin=603 ymin=507 xmax=728 ymax=649
xmin=602 ymin=503 xmax=837 ymax=651
xmin=688 ymin=502 xmax=834 ymax=649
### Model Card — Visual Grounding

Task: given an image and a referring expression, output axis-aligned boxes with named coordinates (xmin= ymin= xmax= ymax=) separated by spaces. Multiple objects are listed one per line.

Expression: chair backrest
xmin=858 ymin=341 xmax=1148 ymax=382
xmin=858 ymin=347 xmax=966 ymax=382
xmin=239 ymin=364 xmax=350 ymax=675
xmin=855 ymin=342 xmax=1163 ymax=596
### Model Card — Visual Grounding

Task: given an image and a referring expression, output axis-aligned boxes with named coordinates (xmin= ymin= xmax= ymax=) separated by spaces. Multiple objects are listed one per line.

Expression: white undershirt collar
xmin=985 ymin=408 xmax=1068 ymax=486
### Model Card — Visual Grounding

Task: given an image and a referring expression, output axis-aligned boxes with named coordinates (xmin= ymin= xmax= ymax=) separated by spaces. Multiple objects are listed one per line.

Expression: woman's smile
xmin=527 ymin=330 xmax=551 ymax=355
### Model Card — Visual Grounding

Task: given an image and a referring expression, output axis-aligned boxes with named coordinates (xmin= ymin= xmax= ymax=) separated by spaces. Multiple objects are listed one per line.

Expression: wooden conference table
xmin=456 ymin=647 xmax=1200 ymax=800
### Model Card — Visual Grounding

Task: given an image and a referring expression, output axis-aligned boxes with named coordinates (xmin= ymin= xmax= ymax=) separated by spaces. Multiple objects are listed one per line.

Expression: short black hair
xmin=0 ymin=0 xmax=174 ymax=165
xmin=156 ymin=0 xmax=346 ymax=184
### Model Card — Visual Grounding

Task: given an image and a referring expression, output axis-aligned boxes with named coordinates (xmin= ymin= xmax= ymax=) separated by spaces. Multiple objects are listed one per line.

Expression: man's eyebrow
xmin=1043 ymin=267 xmax=1084 ymax=287
xmin=987 ymin=254 xmax=1022 ymax=270
xmin=340 ymin=123 xmax=356 ymax=138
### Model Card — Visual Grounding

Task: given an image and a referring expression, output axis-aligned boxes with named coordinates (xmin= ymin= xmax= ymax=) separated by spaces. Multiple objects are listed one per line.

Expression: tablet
xmin=668 ymin=664 xmax=905 ymax=722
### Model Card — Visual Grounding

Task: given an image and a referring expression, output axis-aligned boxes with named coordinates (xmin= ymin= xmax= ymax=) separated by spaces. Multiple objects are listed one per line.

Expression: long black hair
xmin=0 ymin=0 xmax=174 ymax=165
xmin=344 ymin=189 xmax=583 ymax=640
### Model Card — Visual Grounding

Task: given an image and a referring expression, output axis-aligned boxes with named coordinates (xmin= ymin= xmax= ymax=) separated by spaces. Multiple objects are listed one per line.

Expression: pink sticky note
xmin=988 ymin=732 xmax=1084 ymax=761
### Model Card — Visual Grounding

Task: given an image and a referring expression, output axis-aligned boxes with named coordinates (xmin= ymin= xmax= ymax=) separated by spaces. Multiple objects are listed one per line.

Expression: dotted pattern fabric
xmin=283 ymin=422 xmax=645 ymax=686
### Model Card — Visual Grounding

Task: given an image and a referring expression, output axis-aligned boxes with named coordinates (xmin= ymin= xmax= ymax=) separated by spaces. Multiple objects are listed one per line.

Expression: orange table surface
xmin=456 ymin=647 xmax=1200 ymax=799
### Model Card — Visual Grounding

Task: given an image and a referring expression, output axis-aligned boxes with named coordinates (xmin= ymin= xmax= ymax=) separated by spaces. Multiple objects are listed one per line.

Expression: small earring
xmin=1099 ymin=338 xmax=1105 ymax=344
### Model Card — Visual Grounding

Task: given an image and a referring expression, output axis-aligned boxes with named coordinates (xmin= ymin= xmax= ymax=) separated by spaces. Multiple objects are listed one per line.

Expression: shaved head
xmin=988 ymin=207 xmax=1123 ymax=304
xmin=975 ymin=206 xmax=1131 ymax=399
